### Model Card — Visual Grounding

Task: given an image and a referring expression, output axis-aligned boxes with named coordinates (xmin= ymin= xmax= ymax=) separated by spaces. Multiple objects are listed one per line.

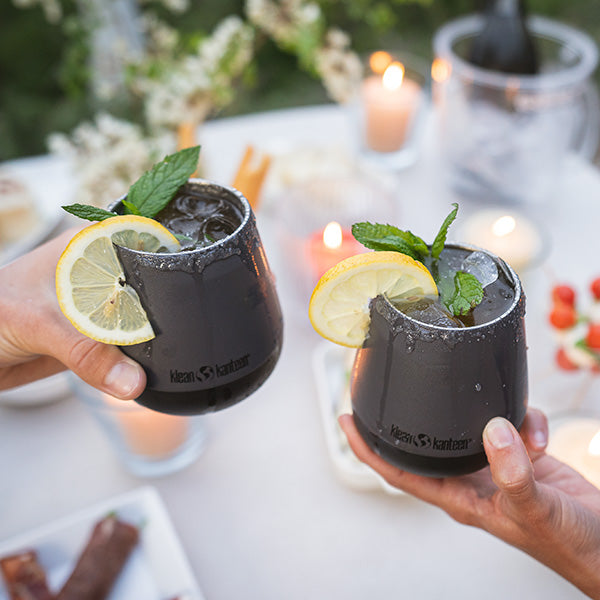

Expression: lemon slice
xmin=308 ymin=251 xmax=438 ymax=347
xmin=56 ymin=215 xmax=181 ymax=345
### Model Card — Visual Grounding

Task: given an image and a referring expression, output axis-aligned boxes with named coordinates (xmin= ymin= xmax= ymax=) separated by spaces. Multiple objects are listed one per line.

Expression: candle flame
xmin=589 ymin=430 xmax=600 ymax=456
xmin=323 ymin=221 xmax=343 ymax=250
xmin=431 ymin=57 xmax=451 ymax=83
xmin=382 ymin=62 xmax=405 ymax=91
xmin=370 ymin=51 xmax=392 ymax=75
xmin=492 ymin=215 xmax=516 ymax=237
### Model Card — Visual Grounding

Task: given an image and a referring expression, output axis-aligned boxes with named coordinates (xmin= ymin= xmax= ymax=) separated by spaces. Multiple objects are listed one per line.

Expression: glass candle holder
xmin=72 ymin=377 xmax=206 ymax=478
xmin=352 ymin=51 xmax=430 ymax=170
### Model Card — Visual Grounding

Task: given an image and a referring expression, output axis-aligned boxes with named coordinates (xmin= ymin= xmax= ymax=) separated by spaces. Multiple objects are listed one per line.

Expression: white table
xmin=1 ymin=105 xmax=599 ymax=599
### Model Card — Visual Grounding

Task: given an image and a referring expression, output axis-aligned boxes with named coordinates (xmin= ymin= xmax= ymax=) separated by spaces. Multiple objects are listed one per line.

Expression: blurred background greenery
xmin=1 ymin=0 xmax=599 ymax=161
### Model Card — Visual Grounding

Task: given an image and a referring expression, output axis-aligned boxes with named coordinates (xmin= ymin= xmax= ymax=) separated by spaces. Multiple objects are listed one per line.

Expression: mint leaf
xmin=431 ymin=203 xmax=458 ymax=259
xmin=444 ymin=271 xmax=484 ymax=316
xmin=121 ymin=199 xmax=142 ymax=216
xmin=173 ymin=233 xmax=194 ymax=246
xmin=352 ymin=222 xmax=428 ymax=261
xmin=62 ymin=204 xmax=117 ymax=222
xmin=126 ymin=145 xmax=200 ymax=218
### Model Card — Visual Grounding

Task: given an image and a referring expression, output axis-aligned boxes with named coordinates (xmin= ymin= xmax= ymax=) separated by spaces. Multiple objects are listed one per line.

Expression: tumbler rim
xmin=107 ymin=178 xmax=251 ymax=257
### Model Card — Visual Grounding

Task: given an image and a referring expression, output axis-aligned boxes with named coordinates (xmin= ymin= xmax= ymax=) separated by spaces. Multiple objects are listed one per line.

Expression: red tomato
xmin=555 ymin=348 xmax=579 ymax=371
xmin=552 ymin=284 xmax=576 ymax=306
xmin=591 ymin=278 xmax=600 ymax=301
xmin=586 ymin=323 xmax=600 ymax=350
xmin=549 ymin=304 xmax=577 ymax=329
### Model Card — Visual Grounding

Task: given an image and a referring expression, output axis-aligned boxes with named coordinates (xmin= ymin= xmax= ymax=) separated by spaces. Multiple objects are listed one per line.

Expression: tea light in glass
xmin=548 ymin=417 xmax=600 ymax=488
xmin=307 ymin=221 xmax=364 ymax=282
xmin=356 ymin=51 xmax=429 ymax=169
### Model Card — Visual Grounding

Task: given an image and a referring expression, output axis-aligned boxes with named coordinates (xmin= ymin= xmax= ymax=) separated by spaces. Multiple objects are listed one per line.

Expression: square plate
xmin=0 ymin=486 xmax=204 ymax=600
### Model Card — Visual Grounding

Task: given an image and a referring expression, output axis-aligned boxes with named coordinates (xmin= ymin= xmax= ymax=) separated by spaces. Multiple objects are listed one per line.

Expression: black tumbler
xmin=350 ymin=245 xmax=527 ymax=477
xmin=110 ymin=180 xmax=283 ymax=416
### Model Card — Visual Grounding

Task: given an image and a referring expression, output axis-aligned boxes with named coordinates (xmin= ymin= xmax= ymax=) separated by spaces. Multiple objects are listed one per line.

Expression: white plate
xmin=312 ymin=342 xmax=404 ymax=495
xmin=0 ymin=155 xmax=71 ymax=266
xmin=0 ymin=486 xmax=204 ymax=600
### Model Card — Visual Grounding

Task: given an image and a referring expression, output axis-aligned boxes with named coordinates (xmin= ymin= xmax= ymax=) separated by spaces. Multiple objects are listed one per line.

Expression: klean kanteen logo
xmin=169 ymin=353 xmax=250 ymax=384
xmin=390 ymin=424 xmax=473 ymax=452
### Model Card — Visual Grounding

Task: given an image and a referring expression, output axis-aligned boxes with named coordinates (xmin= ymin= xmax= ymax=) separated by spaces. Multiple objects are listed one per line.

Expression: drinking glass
xmin=110 ymin=179 xmax=283 ymax=416
xmin=72 ymin=376 xmax=206 ymax=478
xmin=350 ymin=244 xmax=528 ymax=477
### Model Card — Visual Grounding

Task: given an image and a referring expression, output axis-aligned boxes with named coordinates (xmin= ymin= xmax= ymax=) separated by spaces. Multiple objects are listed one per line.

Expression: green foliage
xmin=2 ymin=0 xmax=600 ymax=160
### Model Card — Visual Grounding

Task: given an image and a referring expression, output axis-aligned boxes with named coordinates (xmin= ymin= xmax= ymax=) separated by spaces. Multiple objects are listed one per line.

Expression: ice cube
xmin=461 ymin=251 xmax=498 ymax=288
xmin=395 ymin=299 xmax=465 ymax=328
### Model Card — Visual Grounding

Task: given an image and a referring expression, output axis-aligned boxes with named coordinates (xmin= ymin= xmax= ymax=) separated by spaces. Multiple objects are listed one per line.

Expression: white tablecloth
xmin=1 ymin=105 xmax=599 ymax=599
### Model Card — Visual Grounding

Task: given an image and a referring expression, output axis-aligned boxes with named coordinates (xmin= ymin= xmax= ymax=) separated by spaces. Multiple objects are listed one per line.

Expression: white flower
xmin=246 ymin=0 xmax=323 ymax=46
xmin=315 ymin=28 xmax=362 ymax=103
xmin=141 ymin=15 xmax=254 ymax=130
xmin=48 ymin=113 xmax=172 ymax=208
xmin=12 ymin=0 xmax=62 ymax=23
xmin=139 ymin=0 xmax=189 ymax=14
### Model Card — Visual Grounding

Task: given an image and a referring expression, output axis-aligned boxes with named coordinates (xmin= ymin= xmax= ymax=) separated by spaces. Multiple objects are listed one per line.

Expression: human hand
xmin=339 ymin=409 xmax=600 ymax=598
xmin=0 ymin=229 xmax=146 ymax=399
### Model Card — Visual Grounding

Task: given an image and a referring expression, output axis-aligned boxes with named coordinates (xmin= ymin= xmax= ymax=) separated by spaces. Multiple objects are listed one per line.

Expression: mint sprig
xmin=352 ymin=204 xmax=485 ymax=317
xmin=431 ymin=202 xmax=458 ymax=259
xmin=125 ymin=146 xmax=200 ymax=217
xmin=62 ymin=145 xmax=201 ymax=221
xmin=350 ymin=223 xmax=428 ymax=261
xmin=61 ymin=204 xmax=119 ymax=222
xmin=352 ymin=204 xmax=459 ymax=265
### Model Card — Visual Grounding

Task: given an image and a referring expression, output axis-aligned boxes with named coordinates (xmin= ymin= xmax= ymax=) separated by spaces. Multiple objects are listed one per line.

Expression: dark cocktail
xmin=111 ymin=179 xmax=283 ymax=415
xmin=350 ymin=244 xmax=527 ymax=477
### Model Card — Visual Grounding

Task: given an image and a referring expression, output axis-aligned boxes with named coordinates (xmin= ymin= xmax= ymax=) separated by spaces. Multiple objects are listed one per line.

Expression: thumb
xmin=60 ymin=334 xmax=146 ymax=400
xmin=483 ymin=417 xmax=539 ymax=509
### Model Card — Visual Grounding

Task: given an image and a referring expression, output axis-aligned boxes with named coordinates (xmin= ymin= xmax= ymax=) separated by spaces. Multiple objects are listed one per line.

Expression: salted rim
xmin=380 ymin=242 xmax=523 ymax=332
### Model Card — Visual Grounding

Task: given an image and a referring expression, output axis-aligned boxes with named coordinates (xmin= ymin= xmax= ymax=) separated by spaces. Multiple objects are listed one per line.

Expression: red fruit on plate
xmin=591 ymin=277 xmax=600 ymax=301
xmin=552 ymin=284 xmax=576 ymax=306
xmin=586 ymin=323 xmax=600 ymax=350
xmin=549 ymin=304 xmax=577 ymax=329
xmin=555 ymin=348 xmax=579 ymax=371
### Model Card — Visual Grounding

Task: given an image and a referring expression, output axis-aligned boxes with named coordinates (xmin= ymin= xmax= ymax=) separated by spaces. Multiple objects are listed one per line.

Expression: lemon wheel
xmin=56 ymin=215 xmax=181 ymax=345
xmin=308 ymin=251 xmax=438 ymax=347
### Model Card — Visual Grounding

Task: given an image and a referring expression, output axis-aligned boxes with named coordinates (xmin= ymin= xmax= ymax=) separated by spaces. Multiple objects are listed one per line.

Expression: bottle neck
xmin=487 ymin=0 xmax=526 ymax=17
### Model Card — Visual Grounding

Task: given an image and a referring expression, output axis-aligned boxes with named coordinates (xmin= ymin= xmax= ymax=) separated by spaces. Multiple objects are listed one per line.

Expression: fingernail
xmin=484 ymin=418 xmax=514 ymax=450
xmin=104 ymin=361 xmax=143 ymax=399
xmin=532 ymin=428 xmax=548 ymax=450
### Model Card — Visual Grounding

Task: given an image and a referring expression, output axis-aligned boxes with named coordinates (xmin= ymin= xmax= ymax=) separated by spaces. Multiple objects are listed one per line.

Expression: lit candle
xmin=362 ymin=56 xmax=422 ymax=153
xmin=307 ymin=221 xmax=364 ymax=281
xmin=459 ymin=209 xmax=543 ymax=273
xmin=103 ymin=394 xmax=189 ymax=458
xmin=547 ymin=417 xmax=600 ymax=488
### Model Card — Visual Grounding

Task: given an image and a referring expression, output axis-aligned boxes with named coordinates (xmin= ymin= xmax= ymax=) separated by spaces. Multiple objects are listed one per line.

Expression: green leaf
xmin=173 ymin=233 xmax=194 ymax=245
xmin=62 ymin=204 xmax=117 ymax=222
xmin=431 ymin=203 xmax=459 ymax=259
xmin=126 ymin=145 xmax=200 ymax=218
xmin=352 ymin=222 xmax=428 ymax=260
xmin=444 ymin=271 xmax=484 ymax=316
xmin=121 ymin=200 xmax=142 ymax=215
